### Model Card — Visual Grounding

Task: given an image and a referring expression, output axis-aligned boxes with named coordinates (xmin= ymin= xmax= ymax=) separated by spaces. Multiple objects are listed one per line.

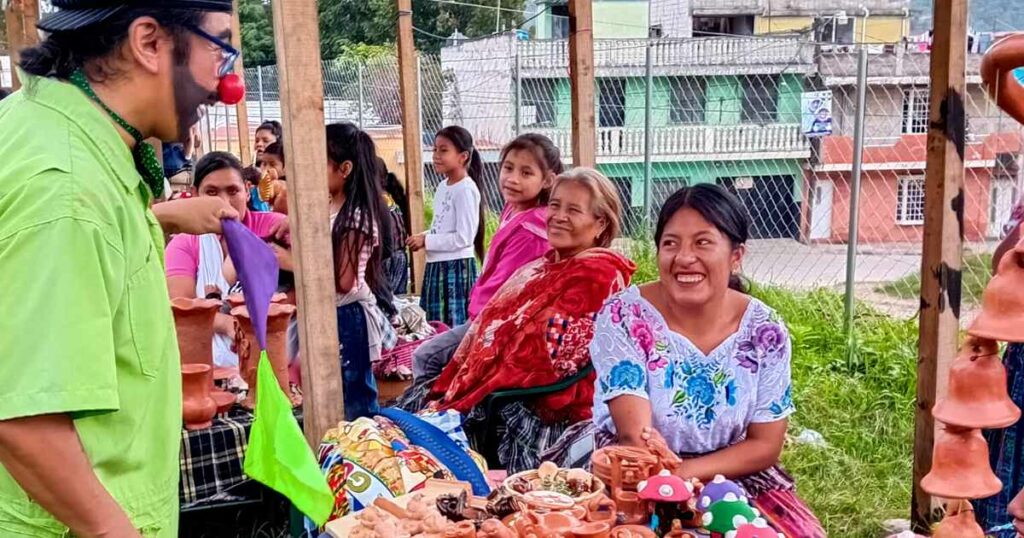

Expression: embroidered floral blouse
xmin=591 ymin=286 xmax=795 ymax=455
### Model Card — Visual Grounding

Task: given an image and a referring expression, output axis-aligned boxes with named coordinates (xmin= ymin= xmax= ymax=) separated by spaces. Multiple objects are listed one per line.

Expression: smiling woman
xmin=543 ymin=184 xmax=825 ymax=537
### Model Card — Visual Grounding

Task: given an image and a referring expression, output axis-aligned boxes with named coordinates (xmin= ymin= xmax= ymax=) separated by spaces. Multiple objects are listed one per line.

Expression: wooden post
xmin=567 ymin=0 xmax=595 ymax=168
xmin=4 ymin=0 xmax=40 ymax=91
xmin=271 ymin=0 xmax=343 ymax=447
xmin=397 ymin=0 xmax=426 ymax=293
xmin=911 ymin=0 xmax=968 ymax=532
xmin=231 ymin=2 xmax=252 ymax=165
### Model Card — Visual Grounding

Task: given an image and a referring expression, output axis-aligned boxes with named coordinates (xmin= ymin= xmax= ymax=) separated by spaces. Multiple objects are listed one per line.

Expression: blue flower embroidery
xmin=606 ymin=361 xmax=646 ymax=392
xmin=667 ymin=360 xmax=736 ymax=430
xmin=768 ymin=385 xmax=794 ymax=417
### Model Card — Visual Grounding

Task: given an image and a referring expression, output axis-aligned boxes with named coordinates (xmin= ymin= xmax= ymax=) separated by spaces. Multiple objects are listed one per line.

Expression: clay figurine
xmin=232 ymin=303 xmax=300 ymax=408
xmin=181 ymin=364 xmax=217 ymax=430
xmin=445 ymin=520 xmax=477 ymax=538
xmin=664 ymin=519 xmax=696 ymax=538
xmin=728 ymin=519 xmax=783 ymax=538
xmin=601 ymin=446 xmax=661 ymax=525
xmin=933 ymin=501 xmax=984 ymax=538
xmin=480 ymin=518 xmax=516 ymax=538
xmin=586 ymin=494 xmax=618 ymax=524
xmin=698 ymin=475 xmax=745 ymax=511
xmin=486 ymin=487 xmax=522 ymax=520
xmin=637 ymin=470 xmax=696 ymax=536
xmin=701 ymin=497 xmax=760 ymax=538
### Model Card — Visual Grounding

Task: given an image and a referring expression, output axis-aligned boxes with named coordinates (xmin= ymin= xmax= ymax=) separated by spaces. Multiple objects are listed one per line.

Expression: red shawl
xmin=430 ymin=248 xmax=636 ymax=423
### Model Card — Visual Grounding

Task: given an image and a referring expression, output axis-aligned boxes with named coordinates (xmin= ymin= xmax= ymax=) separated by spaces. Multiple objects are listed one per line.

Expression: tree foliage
xmin=239 ymin=0 xmax=527 ymax=62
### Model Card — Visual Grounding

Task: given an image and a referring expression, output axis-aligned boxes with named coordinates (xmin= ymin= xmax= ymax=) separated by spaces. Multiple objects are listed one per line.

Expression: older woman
xmin=399 ymin=167 xmax=635 ymax=471
xmin=546 ymin=184 xmax=823 ymax=537
xmin=165 ymin=151 xmax=291 ymax=367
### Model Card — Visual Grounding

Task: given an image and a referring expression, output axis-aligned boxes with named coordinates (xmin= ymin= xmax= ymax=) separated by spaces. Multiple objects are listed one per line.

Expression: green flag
xmin=244 ymin=351 xmax=334 ymax=526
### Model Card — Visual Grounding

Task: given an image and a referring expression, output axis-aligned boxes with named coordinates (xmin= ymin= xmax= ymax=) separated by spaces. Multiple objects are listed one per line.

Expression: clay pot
xmin=182 ymin=364 xmax=217 ymax=430
xmin=572 ymin=521 xmax=611 ymax=538
xmin=226 ymin=292 xmax=289 ymax=309
xmin=609 ymin=526 xmax=656 ymax=538
xmin=921 ymin=427 xmax=1002 ymax=499
xmin=232 ymin=303 xmax=300 ymax=408
xmin=968 ymin=246 xmax=1024 ymax=342
xmin=933 ymin=337 xmax=1020 ymax=429
xmin=585 ymin=495 xmax=617 ymax=524
xmin=933 ymin=501 xmax=984 ymax=538
xmin=170 ymin=297 xmax=221 ymax=367
xmin=211 ymin=389 xmax=236 ymax=414
xmin=981 ymin=33 xmax=1024 ymax=125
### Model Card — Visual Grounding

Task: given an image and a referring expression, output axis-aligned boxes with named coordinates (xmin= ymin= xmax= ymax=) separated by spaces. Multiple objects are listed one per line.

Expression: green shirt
xmin=0 ymin=73 xmax=180 ymax=536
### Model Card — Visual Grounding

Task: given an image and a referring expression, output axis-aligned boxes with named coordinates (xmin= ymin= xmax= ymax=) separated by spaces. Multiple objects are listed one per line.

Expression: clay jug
xmin=170 ymin=298 xmax=221 ymax=367
xmin=933 ymin=337 xmax=1019 ymax=429
xmin=232 ymin=303 xmax=300 ymax=408
xmin=921 ymin=427 xmax=1002 ymax=499
xmin=982 ymin=34 xmax=1024 ymax=125
xmin=968 ymin=246 xmax=1024 ymax=342
xmin=182 ymin=364 xmax=217 ymax=430
xmin=933 ymin=501 xmax=984 ymax=538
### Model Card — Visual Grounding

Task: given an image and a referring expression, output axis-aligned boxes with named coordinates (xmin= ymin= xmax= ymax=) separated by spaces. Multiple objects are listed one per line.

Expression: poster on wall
xmin=801 ymin=91 xmax=833 ymax=138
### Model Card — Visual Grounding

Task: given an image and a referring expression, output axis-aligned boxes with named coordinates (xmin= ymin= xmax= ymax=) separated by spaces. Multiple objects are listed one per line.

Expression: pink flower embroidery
xmin=646 ymin=357 xmax=668 ymax=371
xmin=630 ymin=319 xmax=655 ymax=355
xmin=610 ymin=300 xmax=624 ymax=324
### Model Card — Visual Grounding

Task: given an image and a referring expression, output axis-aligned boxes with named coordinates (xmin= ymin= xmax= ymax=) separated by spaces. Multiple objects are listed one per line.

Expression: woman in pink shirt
xmin=410 ymin=134 xmax=565 ymax=382
xmin=165 ymin=151 xmax=289 ymax=367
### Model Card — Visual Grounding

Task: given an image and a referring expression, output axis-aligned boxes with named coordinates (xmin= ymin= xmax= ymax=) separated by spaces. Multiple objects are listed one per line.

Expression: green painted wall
xmin=705 ymin=76 xmax=741 ymax=125
xmin=534 ymin=0 xmax=648 ymax=39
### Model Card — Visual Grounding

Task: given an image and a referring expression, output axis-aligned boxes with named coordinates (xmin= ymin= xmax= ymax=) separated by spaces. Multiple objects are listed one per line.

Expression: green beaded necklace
xmin=70 ymin=70 xmax=165 ymax=199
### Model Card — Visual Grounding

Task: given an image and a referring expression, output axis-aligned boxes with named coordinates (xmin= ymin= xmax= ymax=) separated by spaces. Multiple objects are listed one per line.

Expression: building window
xmin=599 ymin=78 xmax=626 ymax=128
xmin=522 ymin=79 xmax=558 ymax=127
xmin=896 ymin=176 xmax=926 ymax=225
xmin=693 ymin=15 xmax=754 ymax=37
xmin=551 ymin=5 xmax=569 ymax=39
xmin=815 ymin=16 xmax=855 ymax=45
xmin=741 ymin=75 xmax=779 ymax=124
xmin=669 ymin=77 xmax=706 ymax=125
xmin=903 ymin=87 xmax=929 ymax=134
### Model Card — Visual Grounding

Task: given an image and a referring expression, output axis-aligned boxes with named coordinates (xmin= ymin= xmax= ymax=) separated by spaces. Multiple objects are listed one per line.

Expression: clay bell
xmin=921 ymin=427 xmax=1002 ymax=499
xmin=969 ymin=243 xmax=1024 ymax=342
xmin=932 ymin=501 xmax=984 ymax=538
xmin=170 ymin=297 xmax=221 ymax=367
xmin=933 ymin=337 xmax=1020 ymax=429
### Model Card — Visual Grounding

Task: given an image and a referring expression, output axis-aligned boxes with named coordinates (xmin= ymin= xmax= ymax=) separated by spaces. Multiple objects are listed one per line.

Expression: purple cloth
xmin=222 ymin=218 xmax=279 ymax=349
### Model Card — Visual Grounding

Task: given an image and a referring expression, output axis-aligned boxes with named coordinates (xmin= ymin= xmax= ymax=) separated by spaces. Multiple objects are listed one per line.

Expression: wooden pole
xmin=271 ymin=0 xmax=344 ymax=447
xmin=4 ymin=0 xmax=40 ymax=91
xmin=567 ymin=0 xmax=595 ymax=168
xmin=911 ymin=0 xmax=968 ymax=532
xmin=397 ymin=0 xmax=426 ymax=293
xmin=231 ymin=2 xmax=252 ymax=166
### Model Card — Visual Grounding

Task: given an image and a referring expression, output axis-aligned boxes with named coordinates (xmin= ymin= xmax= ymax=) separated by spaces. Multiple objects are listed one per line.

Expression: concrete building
xmin=803 ymin=47 xmax=1023 ymax=244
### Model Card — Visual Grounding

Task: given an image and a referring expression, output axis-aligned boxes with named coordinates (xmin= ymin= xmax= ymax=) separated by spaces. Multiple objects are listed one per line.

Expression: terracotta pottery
xmin=585 ymin=494 xmax=617 ymax=524
xmin=933 ymin=501 xmax=984 ymax=538
xmin=921 ymin=427 xmax=1002 ymax=499
xmin=592 ymin=446 xmax=662 ymax=493
xmin=170 ymin=297 xmax=221 ymax=367
xmin=213 ymin=366 xmax=238 ymax=381
xmin=227 ymin=292 xmax=289 ymax=309
xmin=211 ymin=389 xmax=236 ymax=414
xmin=572 ymin=521 xmax=611 ymax=538
xmin=981 ymin=33 xmax=1024 ymax=125
xmin=968 ymin=246 xmax=1024 ymax=342
xmin=233 ymin=303 xmax=300 ymax=408
xmin=182 ymin=364 xmax=217 ymax=430
xmin=444 ymin=520 xmax=477 ymax=538
xmin=933 ymin=337 xmax=1019 ymax=429
xmin=609 ymin=525 xmax=656 ymax=538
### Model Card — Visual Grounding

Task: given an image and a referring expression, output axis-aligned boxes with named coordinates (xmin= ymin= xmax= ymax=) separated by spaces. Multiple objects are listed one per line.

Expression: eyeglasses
xmin=188 ymin=25 xmax=240 ymax=77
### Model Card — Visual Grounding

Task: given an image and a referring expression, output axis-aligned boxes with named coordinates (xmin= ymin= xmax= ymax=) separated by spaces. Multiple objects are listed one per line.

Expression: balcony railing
xmin=531 ymin=124 xmax=810 ymax=159
xmin=517 ymin=37 xmax=813 ymax=72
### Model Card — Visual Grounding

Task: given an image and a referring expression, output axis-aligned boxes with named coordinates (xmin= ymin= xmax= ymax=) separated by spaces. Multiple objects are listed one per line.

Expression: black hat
xmin=38 ymin=0 xmax=233 ymax=33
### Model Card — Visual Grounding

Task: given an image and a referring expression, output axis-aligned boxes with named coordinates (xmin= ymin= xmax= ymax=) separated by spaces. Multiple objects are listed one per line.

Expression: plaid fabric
xmin=977 ymin=343 xmax=1024 ymax=536
xmin=484 ymin=401 xmax=573 ymax=473
xmin=420 ymin=258 xmax=477 ymax=327
xmin=179 ymin=408 xmax=303 ymax=508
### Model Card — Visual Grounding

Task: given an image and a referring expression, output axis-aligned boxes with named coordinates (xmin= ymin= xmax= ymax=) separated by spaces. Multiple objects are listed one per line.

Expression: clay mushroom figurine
xmin=728 ymin=519 xmax=783 ymax=538
xmin=637 ymin=470 xmax=696 ymax=535
xmin=702 ymin=497 xmax=760 ymax=538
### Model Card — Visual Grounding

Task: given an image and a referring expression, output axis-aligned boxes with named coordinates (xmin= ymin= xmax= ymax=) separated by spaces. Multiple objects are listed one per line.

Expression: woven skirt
xmin=420 ymin=258 xmax=477 ymax=327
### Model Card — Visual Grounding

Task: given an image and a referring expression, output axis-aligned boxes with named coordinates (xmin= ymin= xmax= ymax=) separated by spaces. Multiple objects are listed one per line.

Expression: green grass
xmin=877 ymin=252 xmax=993 ymax=305
xmin=631 ymin=245 xmax=917 ymax=537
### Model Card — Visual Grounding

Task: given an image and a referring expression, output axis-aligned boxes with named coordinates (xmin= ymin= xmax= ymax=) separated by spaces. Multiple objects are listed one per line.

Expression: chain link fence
xmin=199 ymin=34 xmax=1020 ymax=333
